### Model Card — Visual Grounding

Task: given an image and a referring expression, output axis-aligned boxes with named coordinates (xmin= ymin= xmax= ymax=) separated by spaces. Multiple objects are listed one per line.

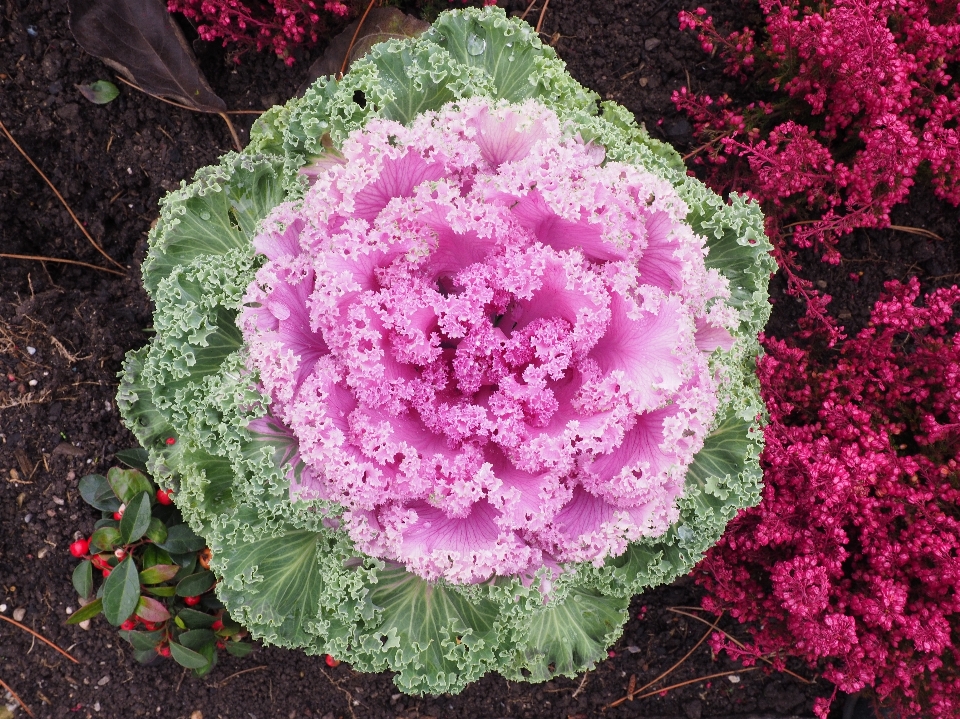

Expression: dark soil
xmin=1 ymin=1 xmax=956 ymax=718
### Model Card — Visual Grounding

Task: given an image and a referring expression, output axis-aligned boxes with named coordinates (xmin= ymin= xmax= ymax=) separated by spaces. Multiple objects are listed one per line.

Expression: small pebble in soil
xmin=13 ymin=608 xmax=25 ymax=621
xmin=97 ymin=675 xmax=110 ymax=686
xmin=644 ymin=38 xmax=661 ymax=51
xmin=26 ymin=346 xmax=36 ymax=355
xmin=728 ymin=674 xmax=741 ymax=683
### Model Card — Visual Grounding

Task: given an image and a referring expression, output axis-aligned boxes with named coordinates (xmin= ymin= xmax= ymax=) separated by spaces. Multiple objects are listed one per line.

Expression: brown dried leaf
xmin=68 ymin=0 xmax=225 ymax=113
xmin=300 ymin=7 xmax=431 ymax=93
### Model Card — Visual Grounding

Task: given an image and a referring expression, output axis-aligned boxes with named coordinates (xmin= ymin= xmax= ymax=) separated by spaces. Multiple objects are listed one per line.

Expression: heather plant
xmin=117 ymin=7 xmax=774 ymax=693
xmin=168 ymin=0 xmax=496 ymax=64
xmin=168 ymin=0 xmax=356 ymax=64
xmin=674 ymin=0 xmax=960 ymax=264
xmin=697 ymin=278 xmax=960 ymax=718
xmin=67 ymin=451 xmax=253 ymax=675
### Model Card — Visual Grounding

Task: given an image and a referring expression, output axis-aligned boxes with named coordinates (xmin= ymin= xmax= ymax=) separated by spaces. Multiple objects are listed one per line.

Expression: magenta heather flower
xmin=698 ymin=279 xmax=960 ymax=718
xmin=240 ymin=98 xmax=735 ymax=584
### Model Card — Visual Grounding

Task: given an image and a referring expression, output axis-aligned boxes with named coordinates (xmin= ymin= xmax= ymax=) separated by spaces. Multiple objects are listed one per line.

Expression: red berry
xmin=113 ymin=511 xmax=122 ymax=521
xmin=120 ymin=619 xmax=137 ymax=631
xmin=142 ymin=621 xmax=158 ymax=631
xmin=184 ymin=595 xmax=201 ymax=606
xmin=211 ymin=620 xmax=224 ymax=631
xmin=91 ymin=554 xmax=107 ymax=570
xmin=69 ymin=539 xmax=89 ymax=558
xmin=325 ymin=654 xmax=340 ymax=668
xmin=216 ymin=640 xmax=226 ymax=649
xmin=158 ymin=645 xmax=171 ymax=657
xmin=165 ymin=437 xmax=176 ymax=446
xmin=101 ymin=568 xmax=112 ymax=578
xmin=156 ymin=489 xmax=174 ymax=506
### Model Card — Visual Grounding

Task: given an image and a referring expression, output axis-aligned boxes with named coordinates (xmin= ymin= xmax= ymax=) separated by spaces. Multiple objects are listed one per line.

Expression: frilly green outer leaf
xmin=118 ymin=6 xmax=771 ymax=695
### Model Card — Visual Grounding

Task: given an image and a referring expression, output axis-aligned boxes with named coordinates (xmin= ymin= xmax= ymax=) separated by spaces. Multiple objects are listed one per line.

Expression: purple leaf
xmin=68 ymin=0 xmax=225 ymax=113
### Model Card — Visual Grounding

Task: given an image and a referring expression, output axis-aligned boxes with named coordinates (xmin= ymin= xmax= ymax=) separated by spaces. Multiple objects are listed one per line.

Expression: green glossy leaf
xmin=66 ymin=598 xmax=102 ymax=624
xmin=133 ymin=647 xmax=159 ymax=664
xmin=141 ymin=544 xmax=173 ymax=569
xmin=179 ymin=628 xmax=216 ymax=651
xmin=89 ymin=526 xmax=121 ymax=553
xmin=178 ymin=608 xmax=216 ymax=629
xmin=169 ymin=640 xmax=209 ymax=669
xmin=119 ymin=628 xmax=164 ymax=651
xmin=79 ymin=474 xmax=120 ymax=512
xmin=114 ymin=448 xmax=149 ymax=472
xmin=102 ymin=557 xmax=141 ymax=625
xmin=145 ymin=516 xmax=168 ymax=544
xmin=176 ymin=570 xmax=215 ymax=597
xmin=145 ymin=585 xmax=178 ymax=598
xmin=119 ymin=491 xmax=152 ymax=544
xmin=107 ymin=467 xmax=154 ymax=505
xmin=72 ymin=560 xmax=93 ymax=599
xmin=136 ymin=595 xmax=171 ymax=623
xmin=139 ymin=564 xmax=180 ymax=585
xmin=192 ymin=643 xmax=217 ymax=677
xmin=224 ymin=640 xmax=254 ymax=658
xmin=156 ymin=524 xmax=206 ymax=554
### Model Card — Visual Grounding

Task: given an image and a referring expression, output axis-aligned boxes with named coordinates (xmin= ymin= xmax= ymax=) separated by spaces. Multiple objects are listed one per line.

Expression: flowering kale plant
xmin=66 ymin=451 xmax=253 ymax=675
xmin=698 ymin=279 xmax=960 ymax=718
xmin=674 ymin=0 xmax=960 ymax=263
xmin=118 ymin=8 xmax=773 ymax=693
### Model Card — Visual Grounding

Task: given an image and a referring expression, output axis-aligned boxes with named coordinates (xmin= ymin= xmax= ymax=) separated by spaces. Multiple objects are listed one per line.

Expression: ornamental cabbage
xmin=119 ymin=7 xmax=773 ymax=693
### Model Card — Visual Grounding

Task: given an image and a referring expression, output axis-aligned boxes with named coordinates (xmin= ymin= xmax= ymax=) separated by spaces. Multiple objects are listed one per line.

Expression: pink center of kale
xmin=240 ymin=98 xmax=734 ymax=584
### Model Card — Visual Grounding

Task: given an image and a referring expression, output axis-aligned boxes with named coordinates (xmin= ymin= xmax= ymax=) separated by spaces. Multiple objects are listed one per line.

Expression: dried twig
xmin=0 ymin=119 xmax=125 ymax=272
xmin=535 ymin=0 xmax=551 ymax=34
xmin=0 ymin=614 xmax=79 ymax=663
xmin=0 ymin=253 xmax=126 ymax=276
xmin=112 ymin=77 xmax=243 ymax=152
xmin=519 ymin=0 xmax=539 ymax=21
xmin=782 ymin=219 xmax=943 ymax=243
xmin=605 ymin=611 xmax=723 ymax=709
xmin=630 ymin=666 xmax=759 ymax=701
xmin=667 ymin=608 xmax=813 ymax=684
xmin=0 ymin=677 xmax=34 ymax=718
xmin=213 ymin=665 xmax=268 ymax=688
xmin=340 ymin=0 xmax=379 ymax=79
xmin=888 ymin=224 xmax=944 ymax=241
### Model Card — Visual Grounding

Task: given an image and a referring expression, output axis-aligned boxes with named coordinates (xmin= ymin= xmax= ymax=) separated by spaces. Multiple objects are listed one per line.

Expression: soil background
xmin=1 ymin=1 xmax=957 ymax=718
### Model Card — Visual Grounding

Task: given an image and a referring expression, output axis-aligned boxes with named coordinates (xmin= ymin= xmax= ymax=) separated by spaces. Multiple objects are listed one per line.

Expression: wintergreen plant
xmin=118 ymin=7 xmax=773 ymax=693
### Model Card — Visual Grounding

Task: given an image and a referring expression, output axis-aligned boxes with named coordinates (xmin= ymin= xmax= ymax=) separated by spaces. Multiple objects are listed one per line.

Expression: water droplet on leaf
xmin=466 ymin=34 xmax=486 ymax=56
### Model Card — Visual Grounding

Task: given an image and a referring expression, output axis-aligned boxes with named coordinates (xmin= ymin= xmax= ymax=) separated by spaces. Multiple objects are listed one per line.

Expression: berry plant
xmin=697 ymin=279 xmax=960 ymax=718
xmin=674 ymin=0 xmax=960 ymax=264
xmin=67 ymin=451 xmax=253 ymax=676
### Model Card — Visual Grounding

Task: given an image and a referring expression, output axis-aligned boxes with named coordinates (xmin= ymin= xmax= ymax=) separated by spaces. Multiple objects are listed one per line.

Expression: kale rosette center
xmin=240 ymin=98 xmax=737 ymax=584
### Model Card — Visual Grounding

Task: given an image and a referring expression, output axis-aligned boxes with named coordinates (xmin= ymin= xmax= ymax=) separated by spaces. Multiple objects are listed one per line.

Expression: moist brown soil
xmin=1 ymin=1 xmax=957 ymax=718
